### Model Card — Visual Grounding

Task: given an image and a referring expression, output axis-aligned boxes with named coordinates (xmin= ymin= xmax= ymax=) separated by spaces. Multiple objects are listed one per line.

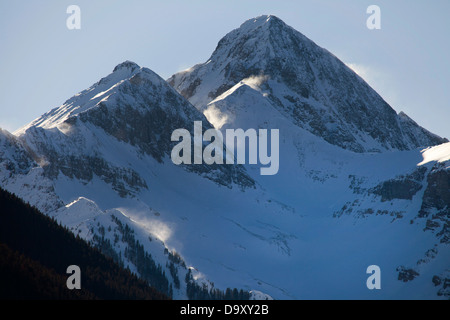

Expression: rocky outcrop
xmin=371 ymin=167 xmax=427 ymax=201
xmin=396 ymin=266 xmax=420 ymax=282
xmin=432 ymin=273 xmax=450 ymax=297
xmin=418 ymin=162 xmax=450 ymax=243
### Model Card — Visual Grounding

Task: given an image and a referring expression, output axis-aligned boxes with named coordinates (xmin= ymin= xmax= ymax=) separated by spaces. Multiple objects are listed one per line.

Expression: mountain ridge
xmin=169 ymin=15 xmax=447 ymax=153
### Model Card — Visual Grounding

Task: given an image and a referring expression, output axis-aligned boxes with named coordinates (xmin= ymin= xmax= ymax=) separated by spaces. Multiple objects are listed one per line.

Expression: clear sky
xmin=0 ymin=0 xmax=449 ymax=139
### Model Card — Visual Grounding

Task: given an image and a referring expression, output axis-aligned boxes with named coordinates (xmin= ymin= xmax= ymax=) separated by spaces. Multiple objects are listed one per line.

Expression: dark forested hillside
xmin=0 ymin=187 xmax=169 ymax=300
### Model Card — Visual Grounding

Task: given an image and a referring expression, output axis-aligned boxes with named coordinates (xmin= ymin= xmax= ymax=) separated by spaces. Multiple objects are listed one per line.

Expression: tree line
xmin=0 ymin=186 xmax=168 ymax=300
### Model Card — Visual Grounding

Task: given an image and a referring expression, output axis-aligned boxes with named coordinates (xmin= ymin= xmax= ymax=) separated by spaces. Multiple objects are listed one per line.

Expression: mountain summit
xmin=169 ymin=15 xmax=446 ymax=153
xmin=14 ymin=61 xmax=254 ymax=197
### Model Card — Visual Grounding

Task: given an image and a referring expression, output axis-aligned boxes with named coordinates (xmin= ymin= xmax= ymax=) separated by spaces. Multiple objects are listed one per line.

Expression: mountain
xmin=0 ymin=15 xmax=449 ymax=300
xmin=168 ymin=15 xmax=446 ymax=153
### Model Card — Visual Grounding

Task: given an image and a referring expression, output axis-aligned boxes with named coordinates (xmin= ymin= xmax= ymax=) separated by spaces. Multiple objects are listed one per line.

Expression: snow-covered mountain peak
xmin=14 ymin=61 xmax=186 ymax=136
xmin=168 ymin=15 xmax=320 ymax=109
xmin=230 ymin=14 xmax=290 ymax=40
xmin=207 ymin=14 xmax=317 ymax=79
xmin=169 ymin=16 xmax=447 ymax=153
xmin=95 ymin=60 xmax=141 ymax=86
xmin=112 ymin=60 xmax=140 ymax=73
xmin=240 ymin=14 xmax=278 ymax=28
xmin=14 ymin=61 xmax=139 ymax=135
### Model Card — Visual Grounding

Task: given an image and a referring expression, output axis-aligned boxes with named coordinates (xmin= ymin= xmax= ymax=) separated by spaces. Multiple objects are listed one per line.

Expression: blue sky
xmin=0 ymin=0 xmax=449 ymax=139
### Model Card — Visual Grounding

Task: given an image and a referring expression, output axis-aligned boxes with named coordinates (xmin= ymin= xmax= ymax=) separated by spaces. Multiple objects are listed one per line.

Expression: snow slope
xmin=419 ymin=142 xmax=450 ymax=166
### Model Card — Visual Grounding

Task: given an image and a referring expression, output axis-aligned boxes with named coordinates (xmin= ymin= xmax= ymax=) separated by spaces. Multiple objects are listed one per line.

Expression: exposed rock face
xmin=397 ymin=112 xmax=448 ymax=150
xmin=0 ymin=129 xmax=63 ymax=212
xmin=371 ymin=167 xmax=428 ymax=201
xmin=418 ymin=162 xmax=450 ymax=243
xmin=339 ymin=161 xmax=449 ymax=245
